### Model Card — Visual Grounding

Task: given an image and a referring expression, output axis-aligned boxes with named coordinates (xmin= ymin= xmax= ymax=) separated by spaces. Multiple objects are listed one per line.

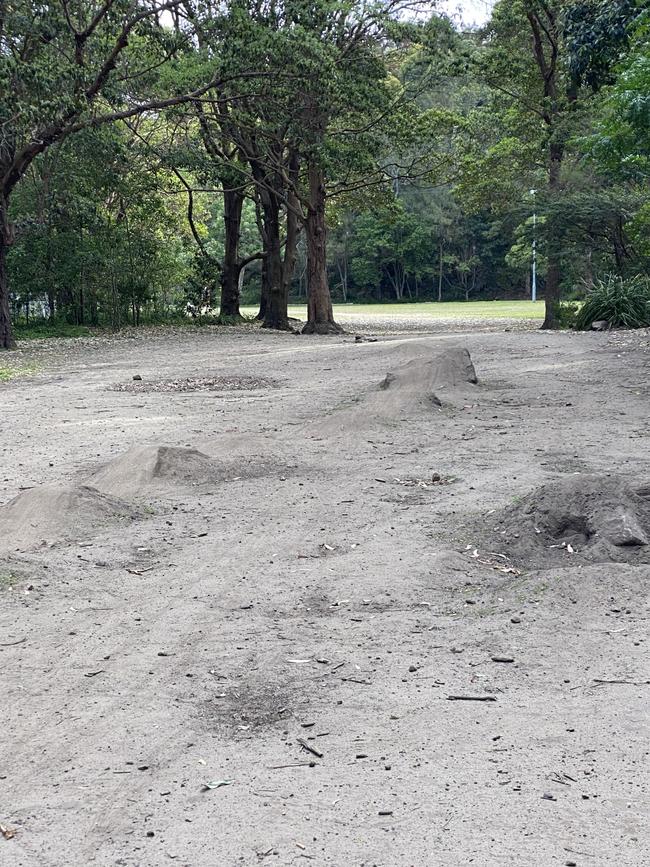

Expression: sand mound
xmin=486 ymin=474 xmax=650 ymax=566
xmin=311 ymin=346 xmax=478 ymax=437
xmin=0 ymin=484 xmax=139 ymax=553
xmin=87 ymin=443 xmax=294 ymax=498
xmin=378 ymin=346 xmax=477 ymax=410
xmin=88 ymin=445 xmax=227 ymax=498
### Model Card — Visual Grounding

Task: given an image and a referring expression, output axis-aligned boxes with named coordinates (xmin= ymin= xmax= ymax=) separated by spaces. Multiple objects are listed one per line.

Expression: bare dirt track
xmin=1 ymin=317 xmax=649 ymax=867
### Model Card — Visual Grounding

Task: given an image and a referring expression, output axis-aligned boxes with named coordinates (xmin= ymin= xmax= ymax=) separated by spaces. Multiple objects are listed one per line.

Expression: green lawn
xmin=243 ymin=300 xmax=545 ymax=320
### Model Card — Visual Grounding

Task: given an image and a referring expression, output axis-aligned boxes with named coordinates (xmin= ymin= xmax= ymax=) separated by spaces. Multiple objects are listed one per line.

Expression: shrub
xmin=574 ymin=275 xmax=650 ymax=330
xmin=554 ymin=300 xmax=581 ymax=329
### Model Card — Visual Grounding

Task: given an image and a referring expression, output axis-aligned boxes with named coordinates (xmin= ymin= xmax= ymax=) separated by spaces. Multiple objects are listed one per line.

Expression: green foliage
xmin=565 ymin=0 xmax=637 ymax=91
xmin=553 ymin=300 xmax=581 ymax=329
xmin=586 ymin=9 xmax=650 ymax=179
xmin=574 ymin=275 xmax=650 ymax=329
xmin=2 ymin=0 xmax=650 ymax=333
xmin=14 ymin=321 xmax=92 ymax=340
xmin=7 ymin=124 xmax=194 ymax=327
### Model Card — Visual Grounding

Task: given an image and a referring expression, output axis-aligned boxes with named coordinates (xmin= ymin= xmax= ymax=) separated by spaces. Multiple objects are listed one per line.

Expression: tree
xmin=0 ymin=0 xmax=219 ymax=349
xmin=8 ymin=123 xmax=192 ymax=326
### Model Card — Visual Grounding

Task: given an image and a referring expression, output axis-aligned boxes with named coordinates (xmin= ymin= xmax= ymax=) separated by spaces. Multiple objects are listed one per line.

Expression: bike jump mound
xmin=312 ymin=345 xmax=478 ymax=436
xmin=0 ymin=484 xmax=139 ymax=553
xmin=488 ymin=474 xmax=650 ymax=566
xmin=87 ymin=444 xmax=227 ymax=498
xmin=377 ymin=346 xmax=478 ymax=411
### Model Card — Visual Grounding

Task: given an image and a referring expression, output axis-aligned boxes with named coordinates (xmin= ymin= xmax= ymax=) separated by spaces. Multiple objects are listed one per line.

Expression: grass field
xmin=243 ymin=300 xmax=545 ymax=320
xmin=9 ymin=300 xmax=545 ymax=345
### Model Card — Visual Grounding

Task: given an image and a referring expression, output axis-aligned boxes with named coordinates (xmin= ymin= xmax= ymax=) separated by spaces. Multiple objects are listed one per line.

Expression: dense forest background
xmin=1 ymin=0 xmax=648 ymax=344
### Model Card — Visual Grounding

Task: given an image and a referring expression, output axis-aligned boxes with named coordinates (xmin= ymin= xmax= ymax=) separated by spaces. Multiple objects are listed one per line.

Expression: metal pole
xmin=531 ymin=189 xmax=537 ymax=302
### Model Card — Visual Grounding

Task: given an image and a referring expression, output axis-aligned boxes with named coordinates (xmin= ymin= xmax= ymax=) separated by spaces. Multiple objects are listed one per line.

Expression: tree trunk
xmin=584 ymin=248 xmax=594 ymax=288
xmin=0 ymin=198 xmax=15 ymax=350
xmin=219 ymin=187 xmax=244 ymax=321
xmin=541 ymin=141 xmax=564 ymax=329
xmin=262 ymin=235 xmax=286 ymax=329
xmin=302 ymin=162 xmax=341 ymax=334
xmin=257 ymin=256 xmax=269 ymax=320
xmin=263 ymin=184 xmax=299 ymax=331
xmin=256 ymin=187 xmax=288 ymax=330
xmin=437 ymin=240 xmax=444 ymax=302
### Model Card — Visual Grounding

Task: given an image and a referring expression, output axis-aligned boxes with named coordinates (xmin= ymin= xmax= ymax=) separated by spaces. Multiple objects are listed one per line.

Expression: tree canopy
xmin=1 ymin=0 xmax=649 ymax=346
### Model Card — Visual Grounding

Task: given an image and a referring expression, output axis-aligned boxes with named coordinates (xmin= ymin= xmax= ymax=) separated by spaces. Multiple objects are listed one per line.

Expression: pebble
xmin=510 ymin=616 xmax=521 ymax=624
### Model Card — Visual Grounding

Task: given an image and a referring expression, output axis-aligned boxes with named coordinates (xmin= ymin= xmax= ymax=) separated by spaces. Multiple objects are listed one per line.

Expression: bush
xmin=554 ymin=300 xmax=581 ymax=329
xmin=574 ymin=275 xmax=650 ymax=330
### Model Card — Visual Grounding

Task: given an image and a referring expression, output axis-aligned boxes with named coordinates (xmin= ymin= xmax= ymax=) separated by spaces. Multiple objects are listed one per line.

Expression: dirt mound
xmin=87 ymin=443 xmax=295 ymax=498
xmin=0 ymin=484 xmax=139 ymax=553
xmin=486 ymin=474 xmax=650 ymax=566
xmin=310 ymin=346 xmax=478 ymax=437
xmin=378 ymin=346 xmax=477 ymax=409
xmin=88 ymin=444 xmax=227 ymax=498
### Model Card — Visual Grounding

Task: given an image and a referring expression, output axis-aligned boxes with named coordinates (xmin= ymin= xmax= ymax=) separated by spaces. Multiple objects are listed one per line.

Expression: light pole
xmin=530 ymin=188 xmax=537 ymax=302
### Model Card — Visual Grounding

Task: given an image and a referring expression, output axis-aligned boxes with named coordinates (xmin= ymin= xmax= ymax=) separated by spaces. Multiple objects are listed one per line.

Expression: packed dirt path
xmin=1 ymin=319 xmax=649 ymax=866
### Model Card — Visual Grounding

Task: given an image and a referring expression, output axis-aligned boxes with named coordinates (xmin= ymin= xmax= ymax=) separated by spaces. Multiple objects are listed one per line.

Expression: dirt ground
xmin=1 ymin=315 xmax=649 ymax=866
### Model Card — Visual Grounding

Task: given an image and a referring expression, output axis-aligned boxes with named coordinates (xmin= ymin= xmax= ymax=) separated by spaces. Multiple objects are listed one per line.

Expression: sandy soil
xmin=1 ymin=317 xmax=649 ymax=866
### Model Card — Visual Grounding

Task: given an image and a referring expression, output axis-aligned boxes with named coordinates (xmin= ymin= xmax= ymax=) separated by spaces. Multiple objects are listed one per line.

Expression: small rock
xmin=133 ymin=374 xmax=143 ymax=381
xmin=510 ymin=616 xmax=521 ymax=624
xmin=408 ymin=664 xmax=418 ymax=673
xmin=541 ymin=793 xmax=557 ymax=801
xmin=591 ymin=320 xmax=609 ymax=331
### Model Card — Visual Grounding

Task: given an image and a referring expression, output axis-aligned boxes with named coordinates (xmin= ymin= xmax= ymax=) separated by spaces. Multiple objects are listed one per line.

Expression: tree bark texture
xmin=541 ymin=141 xmax=564 ymax=329
xmin=0 ymin=198 xmax=15 ymax=350
xmin=219 ymin=187 xmax=244 ymax=320
xmin=263 ymin=153 xmax=300 ymax=331
xmin=302 ymin=162 xmax=341 ymax=334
